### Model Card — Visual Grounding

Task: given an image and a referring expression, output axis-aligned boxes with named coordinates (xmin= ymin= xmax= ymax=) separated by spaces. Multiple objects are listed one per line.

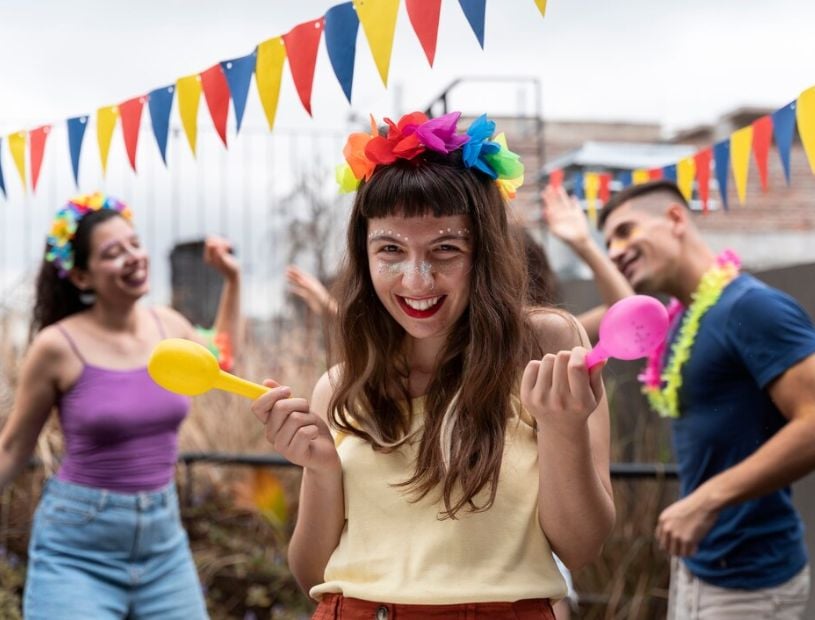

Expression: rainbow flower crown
xmin=336 ymin=111 xmax=525 ymax=199
xmin=45 ymin=192 xmax=133 ymax=278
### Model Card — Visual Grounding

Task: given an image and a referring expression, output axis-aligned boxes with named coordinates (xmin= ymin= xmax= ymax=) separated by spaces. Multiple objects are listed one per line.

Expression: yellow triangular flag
xmin=676 ymin=157 xmax=696 ymax=202
xmin=176 ymin=74 xmax=202 ymax=156
xmin=8 ymin=131 xmax=27 ymax=191
xmin=584 ymin=172 xmax=599 ymax=224
xmin=256 ymin=37 xmax=287 ymax=131
xmin=354 ymin=0 xmax=400 ymax=87
xmin=796 ymin=86 xmax=815 ymax=175
xmin=97 ymin=105 xmax=119 ymax=176
xmin=730 ymin=126 xmax=753 ymax=206
xmin=534 ymin=0 xmax=547 ymax=17
xmin=632 ymin=169 xmax=649 ymax=185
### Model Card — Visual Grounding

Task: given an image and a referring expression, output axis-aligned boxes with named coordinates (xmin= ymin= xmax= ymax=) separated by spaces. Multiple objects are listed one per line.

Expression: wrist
xmin=696 ymin=478 xmax=731 ymax=513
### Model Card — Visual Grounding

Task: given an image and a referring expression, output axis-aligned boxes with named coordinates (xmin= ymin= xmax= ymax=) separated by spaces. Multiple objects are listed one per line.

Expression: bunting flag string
xmin=544 ymin=81 xmax=815 ymax=216
xmin=324 ymin=3 xmax=359 ymax=103
xmin=119 ymin=96 xmax=145 ymax=172
xmin=406 ymin=0 xmax=441 ymax=67
xmin=67 ymin=116 xmax=88 ymax=186
xmin=0 ymin=137 xmax=6 ymax=197
xmin=0 ymin=0 xmax=547 ymax=195
xmin=8 ymin=131 xmax=27 ymax=190
xmin=29 ymin=125 xmax=50 ymax=193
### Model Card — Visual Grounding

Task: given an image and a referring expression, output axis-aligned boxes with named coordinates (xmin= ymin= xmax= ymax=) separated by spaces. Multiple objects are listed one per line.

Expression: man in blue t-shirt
xmin=599 ymin=180 xmax=815 ymax=619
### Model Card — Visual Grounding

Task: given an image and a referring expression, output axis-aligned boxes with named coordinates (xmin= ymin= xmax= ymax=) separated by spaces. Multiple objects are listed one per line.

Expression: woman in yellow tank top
xmin=251 ymin=112 xmax=615 ymax=619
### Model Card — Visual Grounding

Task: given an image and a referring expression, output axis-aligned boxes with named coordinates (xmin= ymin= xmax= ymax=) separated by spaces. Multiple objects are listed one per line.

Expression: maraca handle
xmin=214 ymin=371 xmax=270 ymax=400
xmin=585 ymin=343 xmax=608 ymax=370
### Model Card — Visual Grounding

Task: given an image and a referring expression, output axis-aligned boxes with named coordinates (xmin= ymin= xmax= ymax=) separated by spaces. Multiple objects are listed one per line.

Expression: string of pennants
xmin=0 ymin=0 xmax=548 ymax=197
xmin=547 ymin=85 xmax=815 ymax=220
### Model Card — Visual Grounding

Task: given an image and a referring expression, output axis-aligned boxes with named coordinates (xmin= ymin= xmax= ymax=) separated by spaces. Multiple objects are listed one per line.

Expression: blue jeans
xmin=24 ymin=478 xmax=208 ymax=619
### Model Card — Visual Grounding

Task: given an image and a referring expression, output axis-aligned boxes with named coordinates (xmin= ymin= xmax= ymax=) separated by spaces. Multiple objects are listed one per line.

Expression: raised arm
xmin=521 ymin=311 xmax=615 ymax=571
xmin=542 ymin=185 xmax=634 ymax=340
xmin=204 ymin=236 xmax=242 ymax=359
xmin=250 ymin=370 xmax=344 ymax=595
xmin=286 ymin=265 xmax=337 ymax=317
xmin=0 ymin=329 xmax=64 ymax=488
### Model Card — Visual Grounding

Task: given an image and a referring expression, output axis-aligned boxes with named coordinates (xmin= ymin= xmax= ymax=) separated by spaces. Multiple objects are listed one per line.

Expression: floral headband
xmin=45 ymin=192 xmax=133 ymax=278
xmin=336 ymin=111 xmax=525 ymax=200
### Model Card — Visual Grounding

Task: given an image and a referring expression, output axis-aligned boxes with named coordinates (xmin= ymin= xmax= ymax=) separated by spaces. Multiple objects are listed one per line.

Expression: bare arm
xmin=205 ymin=236 xmax=242 ymax=355
xmin=542 ymin=186 xmax=634 ymax=340
xmin=656 ymin=353 xmax=815 ymax=556
xmin=287 ymin=266 xmax=337 ymax=317
xmin=0 ymin=329 xmax=64 ymax=488
xmin=250 ymin=370 xmax=344 ymax=595
xmin=522 ymin=312 xmax=615 ymax=571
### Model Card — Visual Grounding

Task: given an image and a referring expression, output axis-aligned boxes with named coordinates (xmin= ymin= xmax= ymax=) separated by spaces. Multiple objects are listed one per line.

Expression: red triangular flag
xmin=751 ymin=115 xmax=772 ymax=192
xmin=549 ymin=168 xmax=564 ymax=189
xmin=648 ymin=168 xmax=663 ymax=180
xmin=29 ymin=125 xmax=50 ymax=193
xmin=119 ymin=96 xmax=145 ymax=172
xmin=200 ymin=64 xmax=230 ymax=147
xmin=405 ymin=0 xmax=442 ymax=67
xmin=694 ymin=148 xmax=713 ymax=214
xmin=598 ymin=173 xmax=612 ymax=204
xmin=283 ymin=18 xmax=324 ymax=116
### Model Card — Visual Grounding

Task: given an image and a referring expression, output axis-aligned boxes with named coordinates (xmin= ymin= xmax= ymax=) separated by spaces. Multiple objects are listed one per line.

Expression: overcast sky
xmin=1 ymin=0 xmax=814 ymax=136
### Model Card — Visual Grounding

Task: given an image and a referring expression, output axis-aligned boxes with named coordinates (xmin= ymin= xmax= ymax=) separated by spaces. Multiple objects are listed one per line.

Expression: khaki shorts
xmin=667 ymin=558 xmax=810 ymax=620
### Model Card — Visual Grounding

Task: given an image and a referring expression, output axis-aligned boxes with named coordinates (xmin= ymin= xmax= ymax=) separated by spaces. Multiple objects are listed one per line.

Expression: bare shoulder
xmin=25 ymin=324 xmax=74 ymax=377
xmin=152 ymin=305 xmax=195 ymax=338
xmin=528 ymin=307 xmax=590 ymax=354
xmin=311 ymin=366 xmax=341 ymax=421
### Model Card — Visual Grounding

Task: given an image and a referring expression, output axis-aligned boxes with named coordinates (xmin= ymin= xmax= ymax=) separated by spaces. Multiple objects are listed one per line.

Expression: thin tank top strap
xmin=55 ymin=324 xmax=87 ymax=365
xmin=149 ymin=307 xmax=167 ymax=338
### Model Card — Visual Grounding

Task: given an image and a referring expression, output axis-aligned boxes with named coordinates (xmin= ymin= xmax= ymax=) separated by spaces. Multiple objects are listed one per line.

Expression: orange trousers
xmin=313 ymin=593 xmax=555 ymax=620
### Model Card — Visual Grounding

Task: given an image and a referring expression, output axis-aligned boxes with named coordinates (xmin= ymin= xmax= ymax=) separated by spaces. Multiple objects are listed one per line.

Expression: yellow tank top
xmin=310 ymin=396 xmax=568 ymax=604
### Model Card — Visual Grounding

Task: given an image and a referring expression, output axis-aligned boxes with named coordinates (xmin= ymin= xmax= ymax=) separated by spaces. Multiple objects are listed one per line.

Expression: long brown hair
xmin=329 ymin=150 xmax=543 ymax=518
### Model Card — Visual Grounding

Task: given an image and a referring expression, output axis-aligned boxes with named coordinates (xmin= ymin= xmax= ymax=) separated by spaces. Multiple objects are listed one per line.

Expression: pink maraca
xmin=585 ymin=295 xmax=669 ymax=369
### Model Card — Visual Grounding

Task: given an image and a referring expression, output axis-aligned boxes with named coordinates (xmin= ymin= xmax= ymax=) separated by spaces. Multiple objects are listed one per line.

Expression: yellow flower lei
xmin=643 ymin=252 xmax=740 ymax=418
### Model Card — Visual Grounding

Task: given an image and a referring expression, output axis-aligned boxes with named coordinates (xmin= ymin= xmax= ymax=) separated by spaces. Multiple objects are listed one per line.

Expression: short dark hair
xmin=598 ymin=179 xmax=689 ymax=228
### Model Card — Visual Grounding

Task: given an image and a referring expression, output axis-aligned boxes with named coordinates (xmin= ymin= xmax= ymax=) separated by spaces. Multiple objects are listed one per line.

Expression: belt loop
xmin=97 ymin=490 xmax=108 ymax=511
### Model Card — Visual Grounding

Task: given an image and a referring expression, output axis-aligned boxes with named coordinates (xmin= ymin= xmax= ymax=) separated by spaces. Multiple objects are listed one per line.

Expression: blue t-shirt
xmin=671 ymin=274 xmax=815 ymax=589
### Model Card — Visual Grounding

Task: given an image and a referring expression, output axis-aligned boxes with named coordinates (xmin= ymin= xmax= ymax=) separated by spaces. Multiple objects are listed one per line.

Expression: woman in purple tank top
xmin=0 ymin=193 xmax=242 ymax=619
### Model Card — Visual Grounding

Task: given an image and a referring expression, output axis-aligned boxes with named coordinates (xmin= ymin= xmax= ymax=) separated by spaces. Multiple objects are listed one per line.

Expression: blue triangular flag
xmin=221 ymin=52 xmax=256 ymax=133
xmin=662 ymin=164 xmax=677 ymax=183
xmin=324 ymin=2 xmax=359 ymax=104
xmin=571 ymin=170 xmax=585 ymax=200
xmin=0 ymin=137 xmax=6 ymax=198
xmin=458 ymin=0 xmax=486 ymax=49
xmin=67 ymin=115 xmax=88 ymax=188
xmin=148 ymin=84 xmax=175 ymax=165
xmin=713 ymin=140 xmax=730 ymax=211
xmin=617 ymin=170 xmax=632 ymax=188
xmin=772 ymin=101 xmax=796 ymax=185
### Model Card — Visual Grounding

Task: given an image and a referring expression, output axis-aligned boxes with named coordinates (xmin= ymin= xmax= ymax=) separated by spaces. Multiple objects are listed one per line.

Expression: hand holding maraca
xmin=250 ymin=380 xmax=340 ymax=472
xmin=148 ymin=339 xmax=339 ymax=470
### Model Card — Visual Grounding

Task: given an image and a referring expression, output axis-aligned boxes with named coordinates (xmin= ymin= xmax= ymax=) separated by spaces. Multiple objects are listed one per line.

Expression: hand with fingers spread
xmin=286 ymin=266 xmax=337 ymax=317
xmin=655 ymin=490 xmax=719 ymax=557
xmin=520 ymin=347 xmax=606 ymax=435
xmin=542 ymin=185 xmax=592 ymax=250
xmin=251 ymin=380 xmax=340 ymax=472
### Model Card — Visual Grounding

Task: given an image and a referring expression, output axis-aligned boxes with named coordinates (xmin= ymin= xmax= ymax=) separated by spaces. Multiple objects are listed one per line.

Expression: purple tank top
xmin=55 ymin=312 xmax=190 ymax=493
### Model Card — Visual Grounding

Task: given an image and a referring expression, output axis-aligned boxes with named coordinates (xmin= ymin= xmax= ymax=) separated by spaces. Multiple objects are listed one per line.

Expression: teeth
xmin=403 ymin=296 xmax=441 ymax=311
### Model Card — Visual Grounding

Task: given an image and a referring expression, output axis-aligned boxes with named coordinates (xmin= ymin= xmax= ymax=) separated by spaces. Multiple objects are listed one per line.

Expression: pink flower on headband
xmin=416 ymin=112 xmax=470 ymax=154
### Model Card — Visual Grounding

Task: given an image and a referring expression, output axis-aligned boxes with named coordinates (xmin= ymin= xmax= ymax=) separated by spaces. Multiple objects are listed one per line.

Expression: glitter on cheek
xmin=375 ymin=259 xmax=436 ymax=287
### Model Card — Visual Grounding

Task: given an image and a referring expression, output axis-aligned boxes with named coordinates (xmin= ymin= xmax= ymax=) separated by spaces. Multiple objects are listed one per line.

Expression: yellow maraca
xmin=148 ymin=338 xmax=269 ymax=399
